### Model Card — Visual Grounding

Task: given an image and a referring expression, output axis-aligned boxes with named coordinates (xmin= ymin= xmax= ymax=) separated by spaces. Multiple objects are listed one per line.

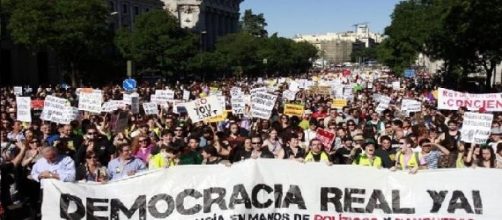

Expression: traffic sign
xmin=404 ymin=69 xmax=416 ymax=78
xmin=122 ymin=78 xmax=137 ymax=92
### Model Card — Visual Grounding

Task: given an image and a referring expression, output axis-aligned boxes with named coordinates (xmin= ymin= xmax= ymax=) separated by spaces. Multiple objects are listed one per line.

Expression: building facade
xmin=108 ymin=0 xmax=164 ymax=30
xmin=293 ymin=24 xmax=383 ymax=64
xmin=162 ymin=0 xmax=243 ymax=49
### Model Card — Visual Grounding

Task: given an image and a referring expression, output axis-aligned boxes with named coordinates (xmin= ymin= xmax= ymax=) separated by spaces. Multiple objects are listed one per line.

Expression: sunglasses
xmin=251 ymin=142 xmax=261 ymax=145
xmin=86 ymin=155 xmax=97 ymax=159
xmin=87 ymin=132 xmax=97 ymax=135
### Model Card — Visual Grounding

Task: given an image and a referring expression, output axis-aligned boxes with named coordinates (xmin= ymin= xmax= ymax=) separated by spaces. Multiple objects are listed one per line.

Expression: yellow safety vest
xmin=304 ymin=151 xmax=329 ymax=162
xmin=395 ymin=152 xmax=421 ymax=170
xmin=353 ymin=155 xmax=382 ymax=168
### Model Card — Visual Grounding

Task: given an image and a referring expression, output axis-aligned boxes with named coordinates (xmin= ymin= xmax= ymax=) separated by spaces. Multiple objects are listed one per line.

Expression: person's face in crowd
xmin=473 ymin=147 xmax=480 ymax=156
xmin=309 ymin=123 xmax=317 ymax=131
xmin=399 ymin=138 xmax=409 ymax=153
xmin=29 ymin=138 xmax=41 ymax=150
xmin=201 ymin=150 xmax=211 ymax=160
xmin=347 ymin=122 xmax=356 ymax=131
xmin=385 ymin=123 xmax=392 ymax=133
xmin=1 ymin=119 xmax=10 ymax=130
xmin=310 ymin=140 xmax=323 ymax=154
xmin=429 ymin=131 xmax=438 ymax=140
xmin=381 ymin=138 xmax=391 ymax=150
xmin=344 ymin=139 xmax=353 ymax=148
xmin=244 ymin=139 xmax=253 ymax=151
xmin=165 ymin=118 xmax=174 ymax=127
xmin=269 ymin=130 xmax=278 ymax=140
xmin=147 ymin=119 xmax=155 ymax=128
xmin=329 ymin=110 xmax=337 ymax=117
xmin=24 ymin=129 xmax=34 ymax=141
xmin=281 ymin=116 xmax=289 ymax=125
xmin=261 ymin=120 xmax=270 ymax=129
xmin=86 ymin=153 xmax=98 ymax=166
xmin=365 ymin=144 xmax=376 ymax=156
xmin=174 ymin=127 xmax=183 ymax=137
xmin=119 ymin=146 xmax=132 ymax=159
xmin=481 ymin=148 xmax=492 ymax=162
xmin=139 ymin=137 xmax=149 ymax=148
xmin=448 ymin=122 xmax=458 ymax=131
xmin=12 ymin=121 xmax=22 ymax=132
xmin=251 ymin=137 xmax=263 ymax=151
xmin=371 ymin=113 xmax=379 ymax=121
xmin=42 ymin=147 xmax=58 ymax=163
xmin=62 ymin=125 xmax=72 ymax=137
xmin=230 ymin=124 xmax=240 ymax=135
xmin=422 ymin=142 xmax=432 ymax=153
xmin=162 ymin=133 xmax=173 ymax=143
xmin=140 ymin=125 xmax=149 ymax=134
xmin=328 ymin=124 xmax=336 ymax=132
xmin=41 ymin=124 xmax=49 ymax=135
xmin=289 ymin=137 xmax=299 ymax=148
xmin=384 ymin=113 xmax=392 ymax=120
xmin=395 ymin=130 xmax=404 ymax=139
xmin=188 ymin=139 xmax=199 ymax=150
xmin=86 ymin=129 xmax=98 ymax=141
xmin=403 ymin=121 xmax=411 ymax=129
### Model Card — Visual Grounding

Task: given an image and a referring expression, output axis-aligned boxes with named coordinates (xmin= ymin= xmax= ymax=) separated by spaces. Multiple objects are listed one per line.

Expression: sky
xmin=240 ymin=0 xmax=402 ymax=38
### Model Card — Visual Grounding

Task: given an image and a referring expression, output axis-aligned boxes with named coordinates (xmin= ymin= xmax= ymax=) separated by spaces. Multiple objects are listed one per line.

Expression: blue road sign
xmin=404 ymin=69 xmax=416 ymax=78
xmin=123 ymin=78 xmax=137 ymax=91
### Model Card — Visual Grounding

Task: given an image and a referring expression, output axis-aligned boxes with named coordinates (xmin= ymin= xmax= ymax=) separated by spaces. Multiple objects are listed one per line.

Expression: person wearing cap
xmin=304 ymin=139 xmax=330 ymax=163
xmin=489 ymin=124 xmax=501 ymax=153
xmin=303 ymin=120 xmax=318 ymax=149
xmin=299 ymin=110 xmax=312 ymax=130
xmin=419 ymin=138 xmax=449 ymax=169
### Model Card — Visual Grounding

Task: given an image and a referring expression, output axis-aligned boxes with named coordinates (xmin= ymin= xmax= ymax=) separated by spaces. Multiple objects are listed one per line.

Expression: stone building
xmin=162 ymin=0 xmax=243 ymax=49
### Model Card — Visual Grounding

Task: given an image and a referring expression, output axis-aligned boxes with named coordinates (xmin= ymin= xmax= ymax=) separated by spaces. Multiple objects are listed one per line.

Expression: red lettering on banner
xmin=456 ymin=100 xmax=464 ymax=107
xmin=447 ymin=99 xmax=454 ymax=106
xmin=473 ymin=100 xmax=481 ymax=108
xmin=464 ymin=100 xmax=472 ymax=108
xmin=486 ymin=100 xmax=495 ymax=109
xmin=497 ymin=100 xmax=502 ymax=109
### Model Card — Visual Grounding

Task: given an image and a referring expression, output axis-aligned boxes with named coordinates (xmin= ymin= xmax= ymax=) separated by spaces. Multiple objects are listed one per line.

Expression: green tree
xmin=115 ymin=10 xmax=198 ymax=77
xmin=240 ymin=9 xmax=268 ymax=38
xmin=6 ymin=0 xmax=112 ymax=86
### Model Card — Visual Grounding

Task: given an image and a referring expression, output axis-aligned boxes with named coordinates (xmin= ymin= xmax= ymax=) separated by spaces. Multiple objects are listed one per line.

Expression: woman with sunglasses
xmin=76 ymin=151 xmax=108 ymax=182
xmin=21 ymin=138 xmax=42 ymax=169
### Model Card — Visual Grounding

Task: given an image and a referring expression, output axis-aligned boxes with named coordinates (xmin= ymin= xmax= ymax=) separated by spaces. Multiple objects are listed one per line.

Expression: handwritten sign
xmin=184 ymin=96 xmax=224 ymax=123
xmin=283 ymin=90 xmax=297 ymax=101
xmin=331 ymin=99 xmax=348 ymax=109
xmin=41 ymin=95 xmax=69 ymax=124
xmin=461 ymin=112 xmax=493 ymax=144
xmin=78 ymin=90 xmax=103 ymax=113
xmin=142 ymin=102 xmax=158 ymax=115
xmin=316 ymin=128 xmax=336 ymax=152
xmin=155 ymin=90 xmax=175 ymax=102
xmin=283 ymin=104 xmax=304 ymax=117
xmin=16 ymin=97 xmax=31 ymax=122
xmin=251 ymin=92 xmax=277 ymax=119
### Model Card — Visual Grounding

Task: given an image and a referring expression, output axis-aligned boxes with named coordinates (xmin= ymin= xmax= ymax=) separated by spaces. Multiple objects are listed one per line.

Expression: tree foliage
xmin=6 ymin=0 xmax=112 ymax=85
xmin=240 ymin=9 xmax=268 ymax=38
xmin=115 ymin=10 xmax=198 ymax=77
xmin=379 ymin=0 xmax=502 ymax=90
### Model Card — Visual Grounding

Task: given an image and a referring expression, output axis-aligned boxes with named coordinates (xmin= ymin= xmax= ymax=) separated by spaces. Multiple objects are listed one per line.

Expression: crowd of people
xmin=1 ymin=69 xmax=502 ymax=219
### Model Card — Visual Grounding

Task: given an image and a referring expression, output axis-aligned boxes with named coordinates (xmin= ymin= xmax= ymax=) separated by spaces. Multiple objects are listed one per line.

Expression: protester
xmin=76 ymin=151 xmax=108 ymax=182
xmin=107 ymin=143 xmax=145 ymax=180
xmin=352 ymin=141 xmax=382 ymax=168
xmin=30 ymin=146 xmax=76 ymax=182
xmin=304 ymin=139 xmax=329 ymax=163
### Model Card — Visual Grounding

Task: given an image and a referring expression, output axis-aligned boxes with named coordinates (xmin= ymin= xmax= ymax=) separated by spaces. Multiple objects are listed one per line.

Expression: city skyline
xmin=240 ymin=0 xmax=402 ymax=38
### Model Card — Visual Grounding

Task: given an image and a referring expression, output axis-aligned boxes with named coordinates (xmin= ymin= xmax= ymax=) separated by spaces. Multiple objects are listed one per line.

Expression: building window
xmin=122 ymin=4 xmax=128 ymax=14
xmin=134 ymin=7 xmax=139 ymax=15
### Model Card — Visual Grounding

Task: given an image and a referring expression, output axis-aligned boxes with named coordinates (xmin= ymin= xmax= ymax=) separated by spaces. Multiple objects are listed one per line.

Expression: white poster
xmin=14 ymin=86 xmax=23 ymax=96
xmin=155 ymin=89 xmax=175 ymax=102
xmin=41 ymin=95 xmax=69 ymax=124
xmin=16 ymin=96 xmax=31 ymax=122
xmin=437 ymin=88 xmax=502 ymax=112
xmin=231 ymin=95 xmax=245 ymax=115
xmin=184 ymin=96 xmax=224 ymax=123
xmin=392 ymin=81 xmax=401 ymax=90
xmin=282 ymin=90 xmax=297 ymax=101
xmin=123 ymin=93 xmax=132 ymax=105
xmin=78 ymin=90 xmax=103 ymax=113
xmin=183 ymin=90 xmax=190 ymax=101
xmin=230 ymin=87 xmax=242 ymax=97
xmin=61 ymin=107 xmax=80 ymax=125
xmin=251 ymin=92 xmax=277 ymax=119
xmin=101 ymin=100 xmax=125 ymax=113
xmin=42 ymin=160 xmax=502 ymax=220
xmin=142 ymin=102 xmax=158 ymax=115
xmin=461 ymin=112 xmax=494 ymax=144
xmin=401 ymin=99 xmax=422 ymax=113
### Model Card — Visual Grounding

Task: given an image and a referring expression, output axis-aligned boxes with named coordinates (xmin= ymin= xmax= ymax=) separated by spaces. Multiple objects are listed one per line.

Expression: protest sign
xmin=101 ymin=100 xmax=125 ymax=113
xmin=437 ymin=88 xmax=502 ymax=112
xmin=61 ymin=107 xmax=79 ymax=125
xmin=401 ymin=99 xmax=422 ymax=114
xmin=205 ymin=110 xmax=230 ymax=123
xmin=392 ymin=81 xmax=401 ymax=90
xmin=184 ymin=96 xmax=224 ymax=123
xmin=288 ymin=80 xmax=299 ymax=92
xmin=342 ymin=85 xmax=353 ymax=99
xmin=142 ymin=102 xmax=158 ymax=115
xmin=283 ymin=104 xmax=304 ymax=117
xmin=461 ymin=112 xmax=494 ymax=144
xmin=31 ymin=99 xmax=44 ymax=109
xmin=112 ymin=111 xmax=129 ymax=133
xmin=41 ymin=95 xmax=70 ymax=124
xmin=251 ymin=87 xmax=267 ymax=94
xmin=230 ymin=87 xmax=242 ymax=97
xmin=14 ymin=86 xmax=23 ymax=96
xmin=16 ymin=97 xmax=31 ymax=122
xmin=123 ymin=93 xmax=132 ymax=105
xmin=404 ymin=69 xmax=416 ymax=78
xmin=183 ymin=89 xmax=190 ymax=101
xmin=282 ymin=90 xmax=297 ymax=101
xmin=78 ymin=90 xmax=103 ymax=113
xmin=316 ymin=128 xmax=335 ymax=151
xmin=306 ymin=86 xmax=331 ymax=96
xmin=43 ymin=160 xmax=502 ymax=220
xmin=251 ymin=92 xmax=277 ymax=119
xmin=331 ymin=99 xmax=347 ymax=109
xmin=130 ymin=93 xmax=140 ymax=114
xmin=375 ymin=103 xmax=388 ymax=113
xmin=231 ymin=95 xmax=245 ymax=115
xmin=155 ymin=90 xmax=175 ymax=102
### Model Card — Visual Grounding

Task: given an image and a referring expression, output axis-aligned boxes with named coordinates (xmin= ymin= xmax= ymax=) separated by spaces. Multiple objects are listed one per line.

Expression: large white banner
xmin=438 ymin=88 xmax=502 ymax=112
xmin=78 ymin=90 xmax=103 ymax=113
xmin=184 ymin=96 xmax=224 ymax=123
xmin=251 ymin=92 xmax=277 ymax=119
xmin=16 ymin=96 xmax=32 ymax=122
xmin=42 ymin=160 xmax=502 ymax=220
xmin=461 ymin=112 xmax=494 ymax=144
